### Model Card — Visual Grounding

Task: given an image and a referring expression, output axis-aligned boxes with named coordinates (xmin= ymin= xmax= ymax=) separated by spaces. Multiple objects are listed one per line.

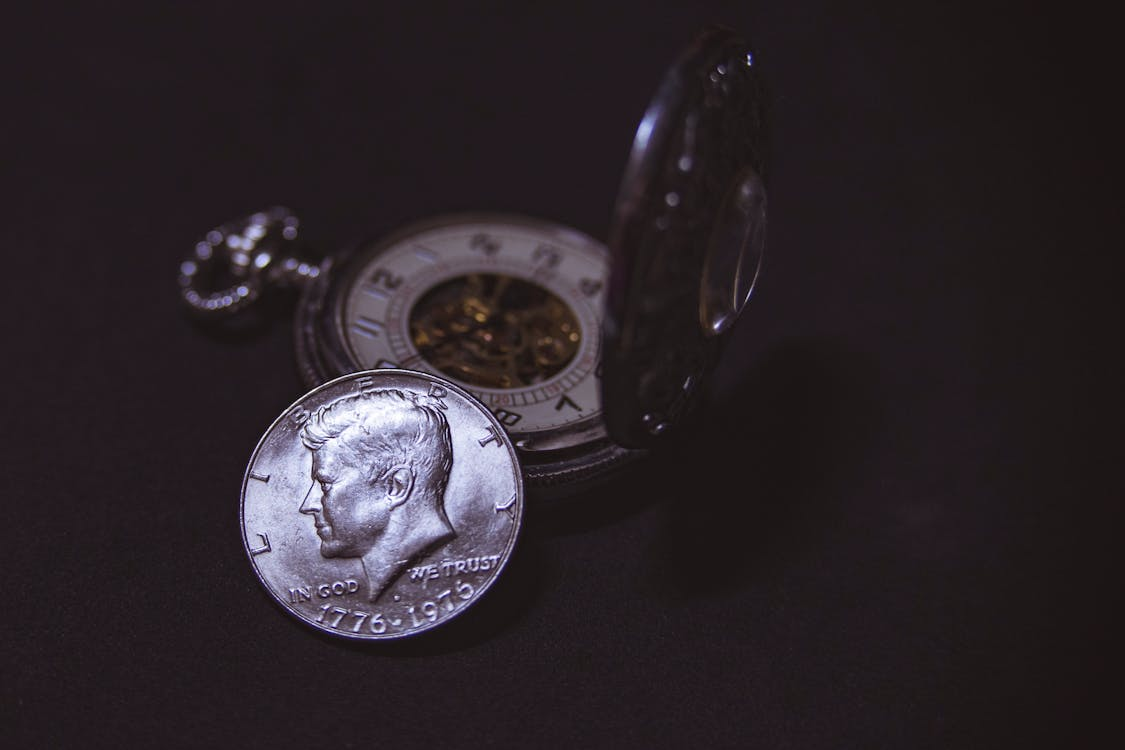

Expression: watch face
xmin=338 ymin=216 xmax=609 ymax=449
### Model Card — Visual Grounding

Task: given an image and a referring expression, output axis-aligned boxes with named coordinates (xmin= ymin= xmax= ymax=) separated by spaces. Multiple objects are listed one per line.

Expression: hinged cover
xmin=602 ymin=27 xmax=768 ymax=449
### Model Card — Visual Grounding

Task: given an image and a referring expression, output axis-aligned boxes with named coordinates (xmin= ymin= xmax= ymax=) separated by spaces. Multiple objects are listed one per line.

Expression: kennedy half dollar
xmin=240 ymin=369 xmax=524 ymax=639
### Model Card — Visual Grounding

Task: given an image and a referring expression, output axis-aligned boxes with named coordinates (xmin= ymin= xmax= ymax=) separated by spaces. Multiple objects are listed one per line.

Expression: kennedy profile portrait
xmin=298 ymin=388 xmax=456 ymax=602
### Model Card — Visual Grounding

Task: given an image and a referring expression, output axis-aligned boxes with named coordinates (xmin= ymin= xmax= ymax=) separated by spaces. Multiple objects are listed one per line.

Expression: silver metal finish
xmin=241 ymin=369 xmax=524 ymax=639
xmin=179 ymin=207 xmax=321 ymax=317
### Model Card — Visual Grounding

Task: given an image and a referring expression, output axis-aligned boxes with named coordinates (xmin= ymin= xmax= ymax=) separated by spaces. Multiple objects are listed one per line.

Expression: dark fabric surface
xmin=3 ymin=2 xmax=1119 ymax=747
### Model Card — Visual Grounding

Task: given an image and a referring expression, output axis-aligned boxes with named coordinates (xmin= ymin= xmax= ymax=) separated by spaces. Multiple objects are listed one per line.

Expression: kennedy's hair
xmin=300 ymin=389 xmax=454 ymax=500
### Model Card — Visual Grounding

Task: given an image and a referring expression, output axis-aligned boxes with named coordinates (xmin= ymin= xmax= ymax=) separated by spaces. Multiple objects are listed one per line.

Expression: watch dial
xmin=341 ymin=217 xmax=608 ymax=445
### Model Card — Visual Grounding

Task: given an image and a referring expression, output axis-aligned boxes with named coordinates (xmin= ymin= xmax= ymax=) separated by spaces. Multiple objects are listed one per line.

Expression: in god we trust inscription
xmin=241 ymin=370 xmax=523 ymax=639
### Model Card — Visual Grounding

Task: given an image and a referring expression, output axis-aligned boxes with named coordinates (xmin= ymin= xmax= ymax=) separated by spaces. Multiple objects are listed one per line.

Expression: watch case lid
xmin=602 ymin=26 xmax=769 ymax=449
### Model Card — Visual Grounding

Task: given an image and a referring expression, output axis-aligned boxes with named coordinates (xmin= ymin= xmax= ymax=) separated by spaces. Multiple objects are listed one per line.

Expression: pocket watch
xmin=180 ymin=26 xmax=768 ymax=497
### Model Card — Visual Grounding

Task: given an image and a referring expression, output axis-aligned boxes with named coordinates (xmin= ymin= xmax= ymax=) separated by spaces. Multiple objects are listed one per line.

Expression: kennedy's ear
xmin=385 ymin=466 xmax=414 ymax=509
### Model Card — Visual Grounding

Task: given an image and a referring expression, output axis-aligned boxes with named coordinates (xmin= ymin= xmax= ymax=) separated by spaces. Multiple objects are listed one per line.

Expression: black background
xmin=4 ymin=2 xmax=1120 ymax=747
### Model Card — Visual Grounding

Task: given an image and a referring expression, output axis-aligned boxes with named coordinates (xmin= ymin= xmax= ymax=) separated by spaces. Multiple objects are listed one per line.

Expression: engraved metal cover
xmin=604 ymin=26 xmax=768 ymax=449
xmin=241 ymin=370 xmax=524 ymax=639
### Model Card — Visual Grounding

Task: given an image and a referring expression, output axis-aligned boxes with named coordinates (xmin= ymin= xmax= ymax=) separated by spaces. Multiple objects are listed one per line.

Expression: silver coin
xmin=240 ymin=369 xmax=524 ymax=639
